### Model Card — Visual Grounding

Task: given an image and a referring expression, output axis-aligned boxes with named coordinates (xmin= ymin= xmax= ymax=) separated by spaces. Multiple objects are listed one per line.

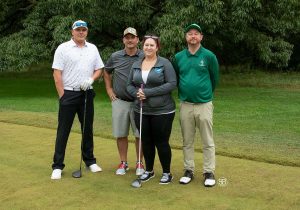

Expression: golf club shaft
xmin=138 ymin=84 xmax=143 ymax=164
xmin=131 ymin=84 xmax=144 ymax=187
xmin=79 ymin=91 xmax=87 ymax=172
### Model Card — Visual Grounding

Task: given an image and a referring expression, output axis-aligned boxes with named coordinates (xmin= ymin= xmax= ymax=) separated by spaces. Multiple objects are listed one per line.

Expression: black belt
xmin=118 ymin=98 xmax=133 ymax=102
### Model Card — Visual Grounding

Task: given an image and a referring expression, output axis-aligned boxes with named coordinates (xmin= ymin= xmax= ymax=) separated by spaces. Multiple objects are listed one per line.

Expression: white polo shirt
xmin=52 ymin=39 xmax=104 ymax=89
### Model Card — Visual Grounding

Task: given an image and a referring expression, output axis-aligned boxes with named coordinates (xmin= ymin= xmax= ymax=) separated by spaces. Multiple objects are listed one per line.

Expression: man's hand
xmin=107 ymin=88 xmax=117 ymax=101
xmin=80 ymin=78 xmax=94 ymax=91
xmin=53 ymin=69 xmax=64 ymax=98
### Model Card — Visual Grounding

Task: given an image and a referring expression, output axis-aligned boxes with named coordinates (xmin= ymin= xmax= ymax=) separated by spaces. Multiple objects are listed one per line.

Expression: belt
xmin=182 ymin=101 xmax=208 ymax=105
xmin=182 ymin=101 xmax=198 ymax=105
xmin=118 ymin=97 xmax=133 ymax=102
xmin=64 ymin=87 xmax=93 ymax=91
xmin=64 ymin=87 xmax=81 ymax=91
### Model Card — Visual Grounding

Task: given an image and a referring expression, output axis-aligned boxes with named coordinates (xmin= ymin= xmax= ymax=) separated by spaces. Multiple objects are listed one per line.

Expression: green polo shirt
xmin=173 ymin=46 xmax=219 ymax=103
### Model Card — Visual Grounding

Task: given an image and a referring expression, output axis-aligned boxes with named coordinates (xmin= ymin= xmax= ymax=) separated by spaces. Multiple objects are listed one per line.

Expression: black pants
xmin=52 ymin=89 xmax=96 ymax=170
xmin=135 ymin=112 xmax=175 ymax=173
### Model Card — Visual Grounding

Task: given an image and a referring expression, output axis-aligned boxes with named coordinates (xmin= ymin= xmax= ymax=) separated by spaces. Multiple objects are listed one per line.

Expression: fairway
xmin=1 ymin=74 xmax=299 ymax=167
xmin=0 ymin=122 xmax=299 ymax=210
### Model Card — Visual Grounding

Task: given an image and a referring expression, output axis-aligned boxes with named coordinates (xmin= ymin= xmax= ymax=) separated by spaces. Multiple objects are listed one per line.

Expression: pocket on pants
xmin=59 ymin=92 xmax=67 ymax=103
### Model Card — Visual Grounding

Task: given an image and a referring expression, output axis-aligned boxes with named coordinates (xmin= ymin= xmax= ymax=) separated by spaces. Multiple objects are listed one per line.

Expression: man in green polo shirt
xmin=173 ymin=23 xmax=219 ymax=187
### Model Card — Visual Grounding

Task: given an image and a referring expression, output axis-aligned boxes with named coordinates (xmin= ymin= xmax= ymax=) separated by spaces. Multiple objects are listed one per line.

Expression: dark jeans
xmin=134 ymin=112 xmax=175 ymax=173
xmin=52 ymin=89 xmax=96 ymax=170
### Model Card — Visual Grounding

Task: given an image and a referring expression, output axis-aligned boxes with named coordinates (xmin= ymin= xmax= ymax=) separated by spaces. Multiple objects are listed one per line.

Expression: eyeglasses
xmin=144 ymin=35 xmax=159 ymax=40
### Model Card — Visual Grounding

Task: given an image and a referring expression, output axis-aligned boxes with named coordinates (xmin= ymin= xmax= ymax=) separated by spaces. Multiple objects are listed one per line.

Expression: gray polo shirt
xmin=105 ymin=49 xmax=144 ymax=101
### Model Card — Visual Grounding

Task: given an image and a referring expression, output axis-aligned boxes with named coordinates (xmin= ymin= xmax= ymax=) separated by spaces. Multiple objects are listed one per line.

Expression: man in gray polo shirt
xmin=104 ymin=27 xmax=145 ymax=175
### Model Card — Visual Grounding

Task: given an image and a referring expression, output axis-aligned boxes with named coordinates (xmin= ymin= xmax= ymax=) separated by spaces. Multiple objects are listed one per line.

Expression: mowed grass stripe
xmin=1 ymin=107 xmax=299 ymax=167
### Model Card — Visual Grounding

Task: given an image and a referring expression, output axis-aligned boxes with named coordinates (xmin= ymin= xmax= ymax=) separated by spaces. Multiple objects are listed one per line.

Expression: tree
xmin=156 ymin=0 xmax=300 ymax=69
xmin=0 ymin=0 xmax=159 ymax=71
xmin=0 ymin=0 xmax=300 ymax=72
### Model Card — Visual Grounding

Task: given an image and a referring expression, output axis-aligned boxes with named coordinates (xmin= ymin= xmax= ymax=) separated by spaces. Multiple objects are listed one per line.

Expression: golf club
xmin=131 ymin=84 xmax=144 ymax=188
xmin=72 ymin=90 xmax=87 ymax=178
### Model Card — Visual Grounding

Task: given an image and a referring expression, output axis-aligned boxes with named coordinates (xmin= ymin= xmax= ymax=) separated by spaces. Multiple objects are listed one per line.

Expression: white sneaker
xmin=116 ymin=162 xmax=129 ymax=175
xmin=204 ymin=178 xmax=216 ymax=186
xmin=51 ymin=169 xmax=62 ymax=180
xmin=203 ymin=172 xmax=216 ymax=187
xmin=179 ymin=170 xmax=194 ymax=184
xmin=89 ymin=164 xmax=102 ymax=172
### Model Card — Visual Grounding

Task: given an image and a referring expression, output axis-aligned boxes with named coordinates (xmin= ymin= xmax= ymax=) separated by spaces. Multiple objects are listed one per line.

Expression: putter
xmin=131 ymin=84 xmax=143 ymax=188
xmin=72 ymin=90 xmax=87 ymax=178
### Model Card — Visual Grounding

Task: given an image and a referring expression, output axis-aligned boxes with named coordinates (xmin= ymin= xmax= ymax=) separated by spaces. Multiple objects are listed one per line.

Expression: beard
xmin=188 ymin=38 xmax=200 ymax=45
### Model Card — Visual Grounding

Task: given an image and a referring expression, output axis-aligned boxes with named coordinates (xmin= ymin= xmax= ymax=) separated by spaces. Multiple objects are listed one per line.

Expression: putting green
xmin=0 ymin=122 xmax=299 ymax=210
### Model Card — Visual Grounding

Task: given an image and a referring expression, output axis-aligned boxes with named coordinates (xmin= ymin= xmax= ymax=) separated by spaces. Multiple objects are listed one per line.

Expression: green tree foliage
xmin=157 ymin=0 xmax=300 ymax=68
xmin=155 ymin=0 xmax=224 ymax=58
xmin=0 ymin=0 xmax=299 ymax=71
xmin=225 ymin=0 xmax=299 ymax=68
xmin=0 ymin=0 xmax=36 ymax=38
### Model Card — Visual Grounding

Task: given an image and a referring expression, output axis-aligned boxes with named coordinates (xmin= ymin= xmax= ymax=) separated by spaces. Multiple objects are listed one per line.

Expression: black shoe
xmin=159 ymin=173 xmax=173 ymax=184
xmin=179 ymin=170 xmax=194 ymax=184
xmin=139 ymin=171 xmax=155 ymax=182
xmin=203 ymin=172 xmax=216 ymax=187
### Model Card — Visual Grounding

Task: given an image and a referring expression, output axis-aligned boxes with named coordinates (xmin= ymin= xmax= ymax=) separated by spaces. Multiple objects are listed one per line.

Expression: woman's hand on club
xmin=137 ymin=88 xmax=146 ymax=100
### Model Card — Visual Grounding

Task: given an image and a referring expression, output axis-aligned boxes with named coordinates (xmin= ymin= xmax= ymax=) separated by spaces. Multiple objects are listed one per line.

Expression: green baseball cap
xmin=185 ymin=23 xmax=202 ymax=33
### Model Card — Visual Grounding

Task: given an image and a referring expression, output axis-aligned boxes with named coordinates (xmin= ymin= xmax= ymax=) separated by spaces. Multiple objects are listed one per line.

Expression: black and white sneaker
xmin=179 ymin=170 xmax=194 ymax=184
xmin=203 ymin=172 xmax=216 ymax=187
xmin=159 ymin=173 xmax=173 ymax=184
xmin=139 ymin=171 xmax=155 ymax=182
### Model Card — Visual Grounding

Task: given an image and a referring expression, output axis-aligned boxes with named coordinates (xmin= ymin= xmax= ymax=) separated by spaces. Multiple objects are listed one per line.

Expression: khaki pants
xmin=179 ymin=101 xmax=215 ymax=173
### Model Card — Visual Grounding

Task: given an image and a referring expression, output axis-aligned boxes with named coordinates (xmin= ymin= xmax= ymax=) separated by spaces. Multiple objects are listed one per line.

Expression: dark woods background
xmin=1 ymin=0 xmax=299 ymax=72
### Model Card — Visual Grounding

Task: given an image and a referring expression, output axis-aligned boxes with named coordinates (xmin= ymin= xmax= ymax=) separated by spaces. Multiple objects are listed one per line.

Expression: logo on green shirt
xmin=199 ymin=60 xmax=205 ymax=67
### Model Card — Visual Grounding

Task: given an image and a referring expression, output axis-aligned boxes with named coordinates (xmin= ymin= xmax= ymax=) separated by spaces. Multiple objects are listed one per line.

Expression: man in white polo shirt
xmin=51 ymin=20 xmax=104 ymax=180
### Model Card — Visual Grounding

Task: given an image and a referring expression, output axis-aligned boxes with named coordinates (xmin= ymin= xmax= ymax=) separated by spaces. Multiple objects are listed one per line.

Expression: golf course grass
xmin=0 ymin=68 xmax=299 ymax=209
xmin=0 ymin=72 xmax=299 ymax=167
xmin=0 ymin=122 xmax=299 ymax=210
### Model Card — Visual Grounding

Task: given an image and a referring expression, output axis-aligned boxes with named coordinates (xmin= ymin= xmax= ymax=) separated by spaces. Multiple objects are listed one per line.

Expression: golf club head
xmin=131 ymin=178 xmax=142 ymax=188
xmin=72 ymin=170 xmax=82 ymax=178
